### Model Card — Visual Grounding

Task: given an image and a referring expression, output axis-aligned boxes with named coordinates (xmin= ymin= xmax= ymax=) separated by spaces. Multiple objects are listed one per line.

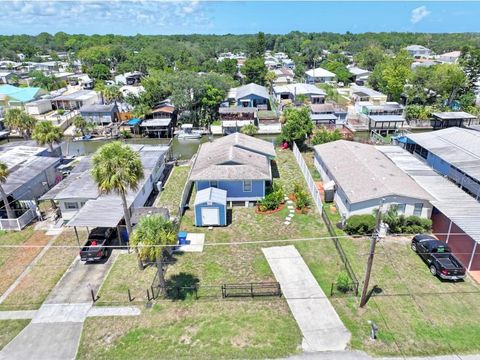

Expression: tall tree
xmin=280 ymin=107 xmax=313 ymax=147
xmin=242 ymin=57 xmax=268 ymax=85
xmin=91 ymin=142 xmax=144 ymax=265
xmin=104 ymin=85 xmax=123 ymax=105
xmin=428 ymin=64 xmax=467 ymax=105
xmin=73 ymin=115 xmax=88 ymax=136
xmin=88 ymin=63 xmax=111 ymax=80
xmin=201 ymin=85 xmax=225 ymax=125
xmin=130 ymin=215 xmax=177 ymax=287
xmin=354 ymin=46 xmax=386 ymax=71
xmin=32 ymin=121 xmax=63 ymax=152
xmin=371 ymin=50 xmax=412 ymax=101
xmin=0 ymin=161 xmax=15 ymax=219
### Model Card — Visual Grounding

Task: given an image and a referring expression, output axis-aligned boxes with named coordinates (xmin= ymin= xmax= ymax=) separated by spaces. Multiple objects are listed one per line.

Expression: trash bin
xmin=178 ymin=231 xmax=188 ymax=245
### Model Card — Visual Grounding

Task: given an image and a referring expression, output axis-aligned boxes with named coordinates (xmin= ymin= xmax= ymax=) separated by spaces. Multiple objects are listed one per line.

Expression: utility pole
xmin=359 ymin=200 xmax=384 ymax=307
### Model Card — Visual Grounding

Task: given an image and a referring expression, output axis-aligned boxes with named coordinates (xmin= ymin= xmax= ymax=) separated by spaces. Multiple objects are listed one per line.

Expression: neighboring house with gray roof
xmin=79 ymin=103 xmax=119 ymax=124
xmin=41 ymin=144 xmax=169 ymax=225
xmin=190 ymin=133 xmax=275 ymax=203
xmin=228 ymin=83 xmax=270 ymax=109
xmin=314 ymin=140 xmax=433 ymax=218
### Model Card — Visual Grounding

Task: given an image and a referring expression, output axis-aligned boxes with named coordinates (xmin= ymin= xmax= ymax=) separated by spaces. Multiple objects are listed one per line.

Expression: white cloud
xmin=0 ymin=1 xmax=212 ymax=33
xmin=411 ymin=6 xmax=431 ymax=24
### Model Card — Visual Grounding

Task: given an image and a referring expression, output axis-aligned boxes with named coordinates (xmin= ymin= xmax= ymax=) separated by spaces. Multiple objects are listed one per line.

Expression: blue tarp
xmin=127 ymin=118 xmax=141 ymax=126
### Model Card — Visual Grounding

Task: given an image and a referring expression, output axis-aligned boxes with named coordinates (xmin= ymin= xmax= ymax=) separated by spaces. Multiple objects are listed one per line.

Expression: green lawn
xmin=78 ymin=148 xmax=330 ymax=359
xmin=0 ymin=320 xmax=30 ymax=350
xmin=0 ymin=229 xmax=84 ymax=310
xmin=154 ymin=165 xmax=190 ymax=217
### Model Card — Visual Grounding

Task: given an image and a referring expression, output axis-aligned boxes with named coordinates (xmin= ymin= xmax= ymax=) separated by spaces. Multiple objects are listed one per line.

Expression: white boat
xmin=177 ymin=124 xmax=202 ymax=140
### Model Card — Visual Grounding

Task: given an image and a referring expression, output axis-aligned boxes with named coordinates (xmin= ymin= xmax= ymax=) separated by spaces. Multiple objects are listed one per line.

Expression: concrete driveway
xmin=0 ymin=252 xmax=119 ymax=360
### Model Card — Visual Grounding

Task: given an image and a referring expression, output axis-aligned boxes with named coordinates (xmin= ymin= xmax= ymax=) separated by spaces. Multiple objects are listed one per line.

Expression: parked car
xmin=411 ymin=234 xmax=466 ymax=281
xmin=79 ymin=227 xmax=117 ymax=262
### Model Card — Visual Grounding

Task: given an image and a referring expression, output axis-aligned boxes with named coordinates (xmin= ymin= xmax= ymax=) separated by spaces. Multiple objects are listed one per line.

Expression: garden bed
xmin=255 ymin=203 xmax=286 ymax=215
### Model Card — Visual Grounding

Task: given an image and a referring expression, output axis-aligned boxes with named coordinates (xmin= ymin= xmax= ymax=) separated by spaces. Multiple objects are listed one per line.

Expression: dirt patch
xmin=381 ymin=235 xmax=411 ymax=244
xmin=0 ymin=231 xmax=52 ymax=295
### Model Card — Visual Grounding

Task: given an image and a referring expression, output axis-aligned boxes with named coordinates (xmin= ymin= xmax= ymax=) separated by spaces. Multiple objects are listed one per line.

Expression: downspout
xmin=445 ymin=219 xmax=453 ymax=243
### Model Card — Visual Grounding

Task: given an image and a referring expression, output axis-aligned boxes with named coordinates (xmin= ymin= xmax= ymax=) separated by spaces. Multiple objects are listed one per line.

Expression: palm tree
xmin=91 ymin=142 xmax=144 ymax=264
xmin=94 ymin=80 xmax=106 ymax=104
xmin=104 ymin=85 xmax=123 ymax=105
xmin=73 ymin=115 xmax=88 ymax=136
xmin=32 ymin=121 xmax=63 ymax=152
xmin=130 ymin=215 xmax=177 ymax=287
xmin=0 ymin=161 xmax=15 ymax=219
xmin=5 ymin=109 xmax=37 ymax=139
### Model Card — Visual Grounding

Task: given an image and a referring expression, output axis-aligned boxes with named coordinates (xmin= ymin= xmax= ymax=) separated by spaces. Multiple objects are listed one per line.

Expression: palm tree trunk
xmin=0 ymin=184 xmax=15 ymax=219
xmin=120 ymin=191 xmax=143 ymax=270
xmin=156 ymin=255 xmax=166 ymax=290
xmin=48 ymin=143 xmax=54 ymax=153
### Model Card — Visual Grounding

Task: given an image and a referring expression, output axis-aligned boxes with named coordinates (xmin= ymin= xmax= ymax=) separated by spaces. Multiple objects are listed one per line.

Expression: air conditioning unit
xmin=155 ymin=181 xmax=163 ymax=192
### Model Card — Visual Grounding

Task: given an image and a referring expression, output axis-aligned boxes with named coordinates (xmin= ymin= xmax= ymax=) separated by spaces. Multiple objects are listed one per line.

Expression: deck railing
xmin=0 ymin=208 xmax=36 ymax=231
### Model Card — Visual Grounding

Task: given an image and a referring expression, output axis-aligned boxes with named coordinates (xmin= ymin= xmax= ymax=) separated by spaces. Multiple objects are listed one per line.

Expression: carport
xmin=66 ymin=198 xmax=127 ymax=247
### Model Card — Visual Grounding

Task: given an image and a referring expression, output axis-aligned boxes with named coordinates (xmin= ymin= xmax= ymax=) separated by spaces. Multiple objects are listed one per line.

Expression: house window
xmin=65 ymin=202 xmax=78 ymax=210
xmin=209 ymin=181 xmax=218 ymax=188
xmin=393 ymin=203 xmax=406 ymax=215
xmin=413 ymin=203 xmax=423 ymax=217
xmin=243 ymin=180 xmax=252 ymax=192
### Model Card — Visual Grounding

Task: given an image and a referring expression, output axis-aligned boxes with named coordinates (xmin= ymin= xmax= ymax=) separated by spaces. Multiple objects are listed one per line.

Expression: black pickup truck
xmin=411 ymin=234 xmax=466 ymax=281
xmin=79 ymin=227 xmax=117 ymax=262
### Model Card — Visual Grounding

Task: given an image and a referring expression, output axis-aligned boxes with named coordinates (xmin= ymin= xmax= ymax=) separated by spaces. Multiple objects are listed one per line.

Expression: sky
xmin=0 ymin=1 xmax=479 ymax=35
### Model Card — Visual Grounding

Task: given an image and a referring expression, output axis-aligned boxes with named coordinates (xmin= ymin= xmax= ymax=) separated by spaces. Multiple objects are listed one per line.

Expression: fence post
xmin=128 ymin=288 xmax=134 ymax=302
xmin=251 ymin=283 xmax=254 ymax=298
xmin=151 ymin=286 xmax=155 ymax=300
xmin=330 ymin=283 xmax=334 ymax=297
xmin=90 ymin=289 xmax=96 ymax=303
xmin=146 ymin=288 xmax=151 ymax=301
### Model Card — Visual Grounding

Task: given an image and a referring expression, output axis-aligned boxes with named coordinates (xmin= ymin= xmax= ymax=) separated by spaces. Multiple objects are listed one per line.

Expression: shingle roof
xmin=232 ymin=83 xmax=269 ymax=100
xmin=314 ymin=140 xmax=433 ymax=204
xmin=190 ymin=133 xmax=275 ymax=181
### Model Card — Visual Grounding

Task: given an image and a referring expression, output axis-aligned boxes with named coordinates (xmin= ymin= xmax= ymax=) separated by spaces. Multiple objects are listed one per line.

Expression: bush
xmin=240 ymin=123 xmax=258 ymax=136
xmin=57 ymin=109 xmax=65 ymax=116
xmin=344 ymin=214 xmax=376 ymax=235
xmin=382 ymin=207 xmax=431 ymax=234
xmin=336 ymin=272 xmax=351 ymax=293
xmin=258 ymin=183 xmax=284 ymax=212
xmin=292 ymin=182 xmax=310 ymax=210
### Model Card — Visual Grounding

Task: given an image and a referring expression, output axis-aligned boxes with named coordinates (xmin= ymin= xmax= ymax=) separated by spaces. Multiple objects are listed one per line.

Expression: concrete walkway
xmin=0 ymin=250 xmax=128 ymax=360
xmin=263 ymin=245 xmax=351 ymax=352
xmin=286 ymin=350 xmax=480 ymax=360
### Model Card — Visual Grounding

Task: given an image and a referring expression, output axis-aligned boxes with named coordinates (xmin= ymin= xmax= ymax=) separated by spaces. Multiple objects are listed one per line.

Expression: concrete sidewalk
xmin=286 ymin=350 xmax=480 ymax=360
xmin=263 ymin=245 xmax=351 ymax=352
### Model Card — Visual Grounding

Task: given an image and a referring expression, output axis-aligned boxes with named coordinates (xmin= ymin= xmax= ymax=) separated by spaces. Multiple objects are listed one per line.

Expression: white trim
xmin=468 ymin=242 xmax=478 ymax=271
xmin=226 ymin=196 xmax=262 ymax=201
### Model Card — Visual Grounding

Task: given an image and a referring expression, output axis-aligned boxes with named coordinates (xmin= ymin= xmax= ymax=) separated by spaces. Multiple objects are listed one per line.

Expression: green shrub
xmin=240 ymin=123 xmax=258 ymax=136
xmin=382 ymin=207 xmax=431 ymax=234
xmin=344 ymin=214 xmax=376 ymax=235
xmin=57 ymin=109 xmax=65 ymax=116
xmin=336 ymin=272 xmax=351 ymax=293
xmin=258 ymin=183 xmax=284 ymax=212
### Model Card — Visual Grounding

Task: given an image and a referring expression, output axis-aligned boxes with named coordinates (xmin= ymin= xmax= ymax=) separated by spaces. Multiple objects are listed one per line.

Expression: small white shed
xmin=194 ymin=187 xmax=227 ymax=227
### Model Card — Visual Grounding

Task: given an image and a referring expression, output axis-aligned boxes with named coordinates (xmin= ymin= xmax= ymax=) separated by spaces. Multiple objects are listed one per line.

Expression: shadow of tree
xmin=164 ymin=272 xmax=200 ymax=301
xmin=271 ymin=160 xmax=280 ymax=179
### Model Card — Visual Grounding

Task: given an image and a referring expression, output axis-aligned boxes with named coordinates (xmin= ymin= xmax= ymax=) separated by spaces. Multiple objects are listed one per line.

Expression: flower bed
xmin=255 ymin=203 xmax=286 ymax=215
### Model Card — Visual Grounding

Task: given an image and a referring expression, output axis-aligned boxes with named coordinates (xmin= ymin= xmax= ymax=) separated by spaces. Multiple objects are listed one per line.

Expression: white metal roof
xmin=379 ymin=146 xmax=480 ymax=244
xmin=305 ymin=67 xmax=336 ymax=78
xmin=406 ymin=127 xmax=480 ymax=181
xmin=195 ymin=187 xmax=227 ymax=206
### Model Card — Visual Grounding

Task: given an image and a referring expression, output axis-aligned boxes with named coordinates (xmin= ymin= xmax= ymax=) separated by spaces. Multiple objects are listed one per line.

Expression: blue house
xmin=228 ymin=83 xmax=270 ymax=109
xmin=189 ymin=133 xmax=276 ymax=205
